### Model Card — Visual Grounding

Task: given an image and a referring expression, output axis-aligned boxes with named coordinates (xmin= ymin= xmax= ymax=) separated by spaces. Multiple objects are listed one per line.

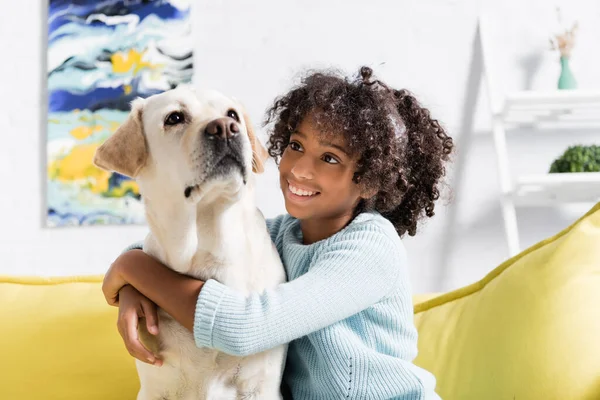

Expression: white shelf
xmin=511 ymin=172 xmax=600 ymax=206
xmin=478 ymin=16 xmax=600 ymax=256
xmin=501 ymin=90 xmax=600 ymax=129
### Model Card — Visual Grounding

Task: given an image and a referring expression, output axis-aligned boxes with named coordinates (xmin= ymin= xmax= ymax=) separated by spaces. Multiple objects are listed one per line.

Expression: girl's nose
xmin=290 ymin=155 xmax=314 ymax=180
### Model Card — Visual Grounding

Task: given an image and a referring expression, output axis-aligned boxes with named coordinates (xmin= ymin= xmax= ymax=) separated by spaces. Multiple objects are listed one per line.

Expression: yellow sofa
xmin=2 ymin=202 xmax=600 ymax=399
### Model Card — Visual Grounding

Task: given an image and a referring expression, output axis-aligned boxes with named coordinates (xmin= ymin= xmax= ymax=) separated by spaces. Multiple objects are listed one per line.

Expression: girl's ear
xmin=360 ymin=185 xmax=378 ymax=200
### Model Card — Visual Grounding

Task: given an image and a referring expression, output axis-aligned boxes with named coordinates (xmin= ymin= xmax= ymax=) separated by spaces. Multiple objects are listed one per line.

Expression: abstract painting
xmin=47 ymin=0 xmax=192 ymax=227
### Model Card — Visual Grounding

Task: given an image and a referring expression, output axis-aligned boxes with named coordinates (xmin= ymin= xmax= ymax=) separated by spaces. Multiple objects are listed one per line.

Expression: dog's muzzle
xmin=203 ymin=117 xmax=246 ymax=175
xmin=184 ymin=117 xmax=247 ymax=199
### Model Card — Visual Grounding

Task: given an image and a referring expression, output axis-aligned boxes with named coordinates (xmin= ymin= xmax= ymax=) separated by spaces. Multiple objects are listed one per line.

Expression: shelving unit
xmin=479 ymin=17 xmax=600 ymax=256
xmin=503 ymin=90 xmax=600 ymax=128
xmin=513 ymin=171 xmax=600 ymax=206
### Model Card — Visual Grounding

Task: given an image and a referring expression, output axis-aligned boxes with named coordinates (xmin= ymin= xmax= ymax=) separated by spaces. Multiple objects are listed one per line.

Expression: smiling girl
xmin=103 ymin=66 xmax=453 ymax=399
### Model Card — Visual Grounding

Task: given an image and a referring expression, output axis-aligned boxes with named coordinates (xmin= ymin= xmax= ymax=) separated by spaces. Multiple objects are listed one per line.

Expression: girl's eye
xmin=227 ymin=109 xmax=240 ymax=122
xmin=165 ymin=111 xmax=185 ymax=126
xmin=289 ymin=141 xmax=302 ymax=151
xmin=323 ymin=154 xmax=339 ymax=164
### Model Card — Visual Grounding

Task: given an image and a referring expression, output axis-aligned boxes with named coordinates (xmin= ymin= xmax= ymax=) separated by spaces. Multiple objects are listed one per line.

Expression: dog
xmin=93 ymin=85 xmax=287 ymax=399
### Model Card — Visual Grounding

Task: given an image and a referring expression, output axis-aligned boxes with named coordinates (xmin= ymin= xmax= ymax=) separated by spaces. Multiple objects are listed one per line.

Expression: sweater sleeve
xmin=193 ymin=226 xmax=403 ymax=356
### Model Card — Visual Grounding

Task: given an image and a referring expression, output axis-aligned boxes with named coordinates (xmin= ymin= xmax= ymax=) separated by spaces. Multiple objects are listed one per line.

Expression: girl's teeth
xmin=290 ymin=185 xmax=315 ymax=196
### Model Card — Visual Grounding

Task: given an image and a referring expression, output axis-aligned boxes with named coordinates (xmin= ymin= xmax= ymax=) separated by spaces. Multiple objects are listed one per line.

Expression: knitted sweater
xmin=191 ymin=211 xmax=440 ymax=399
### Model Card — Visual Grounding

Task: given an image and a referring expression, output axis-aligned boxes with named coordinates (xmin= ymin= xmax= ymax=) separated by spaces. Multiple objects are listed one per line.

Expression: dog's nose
xmin=204 ymin=118 xmax=239 ymax=140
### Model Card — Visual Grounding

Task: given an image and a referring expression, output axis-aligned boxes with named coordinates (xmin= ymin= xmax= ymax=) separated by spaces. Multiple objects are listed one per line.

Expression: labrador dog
xmin=93 ymin=85 xmax=287 ymax=399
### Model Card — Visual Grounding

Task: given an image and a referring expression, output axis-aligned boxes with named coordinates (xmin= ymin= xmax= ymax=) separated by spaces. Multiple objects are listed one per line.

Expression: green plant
xmin=549 ymin=145 xmax=600 ymax=173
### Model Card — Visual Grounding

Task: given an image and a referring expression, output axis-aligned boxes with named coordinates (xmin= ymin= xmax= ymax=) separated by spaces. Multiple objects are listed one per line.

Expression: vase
xmin=558 ymin=56 xmax=577 ymax=90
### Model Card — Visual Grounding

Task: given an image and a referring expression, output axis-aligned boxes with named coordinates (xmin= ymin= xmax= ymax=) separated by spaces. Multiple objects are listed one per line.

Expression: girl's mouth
xmin=286 ymin=181 xmax=320 ymax=203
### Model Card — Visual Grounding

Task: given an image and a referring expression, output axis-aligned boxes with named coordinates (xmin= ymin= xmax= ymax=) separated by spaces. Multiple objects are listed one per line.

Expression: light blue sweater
xmin=191 ymin=211 xmax=440 ymax=399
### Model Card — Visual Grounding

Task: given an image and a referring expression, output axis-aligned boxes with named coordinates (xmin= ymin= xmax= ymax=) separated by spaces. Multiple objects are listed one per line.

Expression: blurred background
xmin=0 ymin=0 xmax=598 ymax=294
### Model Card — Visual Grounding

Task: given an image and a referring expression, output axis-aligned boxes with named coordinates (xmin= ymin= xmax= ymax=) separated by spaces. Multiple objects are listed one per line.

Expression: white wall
xmin=1 ymin=0 xmax=598 ymax=293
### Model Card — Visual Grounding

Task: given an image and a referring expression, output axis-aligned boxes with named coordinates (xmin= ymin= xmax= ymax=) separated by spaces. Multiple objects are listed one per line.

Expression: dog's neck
xmin=141 ymin=180 xmax=258 ymax=276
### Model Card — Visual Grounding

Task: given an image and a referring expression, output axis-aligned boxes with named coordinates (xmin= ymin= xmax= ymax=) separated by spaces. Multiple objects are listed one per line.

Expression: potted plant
xmin=550 ymin=145 xmax=600 ymax=173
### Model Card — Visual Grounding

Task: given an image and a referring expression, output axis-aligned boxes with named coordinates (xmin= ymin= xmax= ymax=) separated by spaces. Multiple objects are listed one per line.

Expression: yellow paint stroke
xmin=69 ymin=126 xmax=94 ymax=140
xmin=69 ymin=120 xmax=104 ymax=140
xmin=48 ymin=144 xmax=107 ymax=190
xmin=124 ymin=84 xmax=133 ymax=95
xmin=111 ymin=48 xmax=154 ymax=75
xmin=69 ymin=125 xmax=105 ymax=140
xmin=109 ymin=121 xmax=121 ymax=132
xmin=108 ymin=180 xmax=139 ymax=197
xmin=48 ymin=144 xmax=139 ymax=196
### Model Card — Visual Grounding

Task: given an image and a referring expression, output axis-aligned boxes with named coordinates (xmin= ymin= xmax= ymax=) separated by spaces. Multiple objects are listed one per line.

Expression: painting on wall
xmin=46 ymin=0 xmax=192 ymax=227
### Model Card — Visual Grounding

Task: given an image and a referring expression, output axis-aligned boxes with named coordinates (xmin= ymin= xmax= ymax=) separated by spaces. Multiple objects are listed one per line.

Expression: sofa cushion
xmin=412 ymin=202 xmax=600 ymax=399
xmin=0 ymin=275 xmax=139 ymax=399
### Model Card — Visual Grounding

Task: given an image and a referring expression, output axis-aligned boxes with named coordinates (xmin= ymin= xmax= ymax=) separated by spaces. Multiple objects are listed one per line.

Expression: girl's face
xmin=279 ymin=116 xmax=364 ymax=222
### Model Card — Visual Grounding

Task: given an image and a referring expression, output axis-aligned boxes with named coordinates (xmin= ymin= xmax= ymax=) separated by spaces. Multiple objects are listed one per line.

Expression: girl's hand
xmin=117 ymin=284 xmax=163 ymax=366
xmin=102 ymin=249 xmax=148 ymax=306
xmin=102 ymin=258 xmax=128 ymax=306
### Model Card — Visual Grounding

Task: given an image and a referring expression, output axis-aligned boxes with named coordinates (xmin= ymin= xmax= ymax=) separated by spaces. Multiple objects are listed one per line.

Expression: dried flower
xmin=549 ymin=7 xmax=578 ymax=58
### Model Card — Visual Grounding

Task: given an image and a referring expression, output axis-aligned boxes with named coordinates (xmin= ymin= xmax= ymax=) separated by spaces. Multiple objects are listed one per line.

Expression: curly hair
xmin=264 ymin=66 xmax=454 ymax=237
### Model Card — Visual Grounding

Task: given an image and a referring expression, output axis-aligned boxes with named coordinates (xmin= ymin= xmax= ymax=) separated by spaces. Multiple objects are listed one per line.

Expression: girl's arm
xmin=195 ymin=226 xmax=402 ymax=356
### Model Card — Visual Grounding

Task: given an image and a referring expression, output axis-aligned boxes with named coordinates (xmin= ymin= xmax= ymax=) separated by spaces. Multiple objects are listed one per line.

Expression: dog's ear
xmin=243 ymin=111 xmax=269 ymax=174
xmin=93 ymin=99 xmax=148 ymax=178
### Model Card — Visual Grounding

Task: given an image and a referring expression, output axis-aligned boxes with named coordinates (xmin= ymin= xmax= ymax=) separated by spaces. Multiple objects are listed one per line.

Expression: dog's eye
xmin=227 ymin=109 xmax=240 ymax=122
xmin=165 ymin=111 xmax=185 ymax=126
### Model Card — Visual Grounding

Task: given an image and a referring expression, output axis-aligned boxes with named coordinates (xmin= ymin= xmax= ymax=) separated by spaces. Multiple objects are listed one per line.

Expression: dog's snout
xmin=204 ymin=118 xmax=239 ymax=140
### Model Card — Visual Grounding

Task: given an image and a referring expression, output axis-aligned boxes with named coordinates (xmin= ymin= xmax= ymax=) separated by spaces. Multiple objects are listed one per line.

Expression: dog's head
xmin=93 ymin=85 xmax=268 ymax=204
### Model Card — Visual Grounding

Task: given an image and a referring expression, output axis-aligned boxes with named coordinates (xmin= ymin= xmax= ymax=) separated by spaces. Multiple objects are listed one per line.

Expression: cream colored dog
xmin=93 ymin=85 xmax=287 ymax=399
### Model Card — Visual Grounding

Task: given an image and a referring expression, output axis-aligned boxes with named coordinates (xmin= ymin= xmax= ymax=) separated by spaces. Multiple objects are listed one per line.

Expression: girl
xmin=103 ymin=66 xmax=453 ymax=399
